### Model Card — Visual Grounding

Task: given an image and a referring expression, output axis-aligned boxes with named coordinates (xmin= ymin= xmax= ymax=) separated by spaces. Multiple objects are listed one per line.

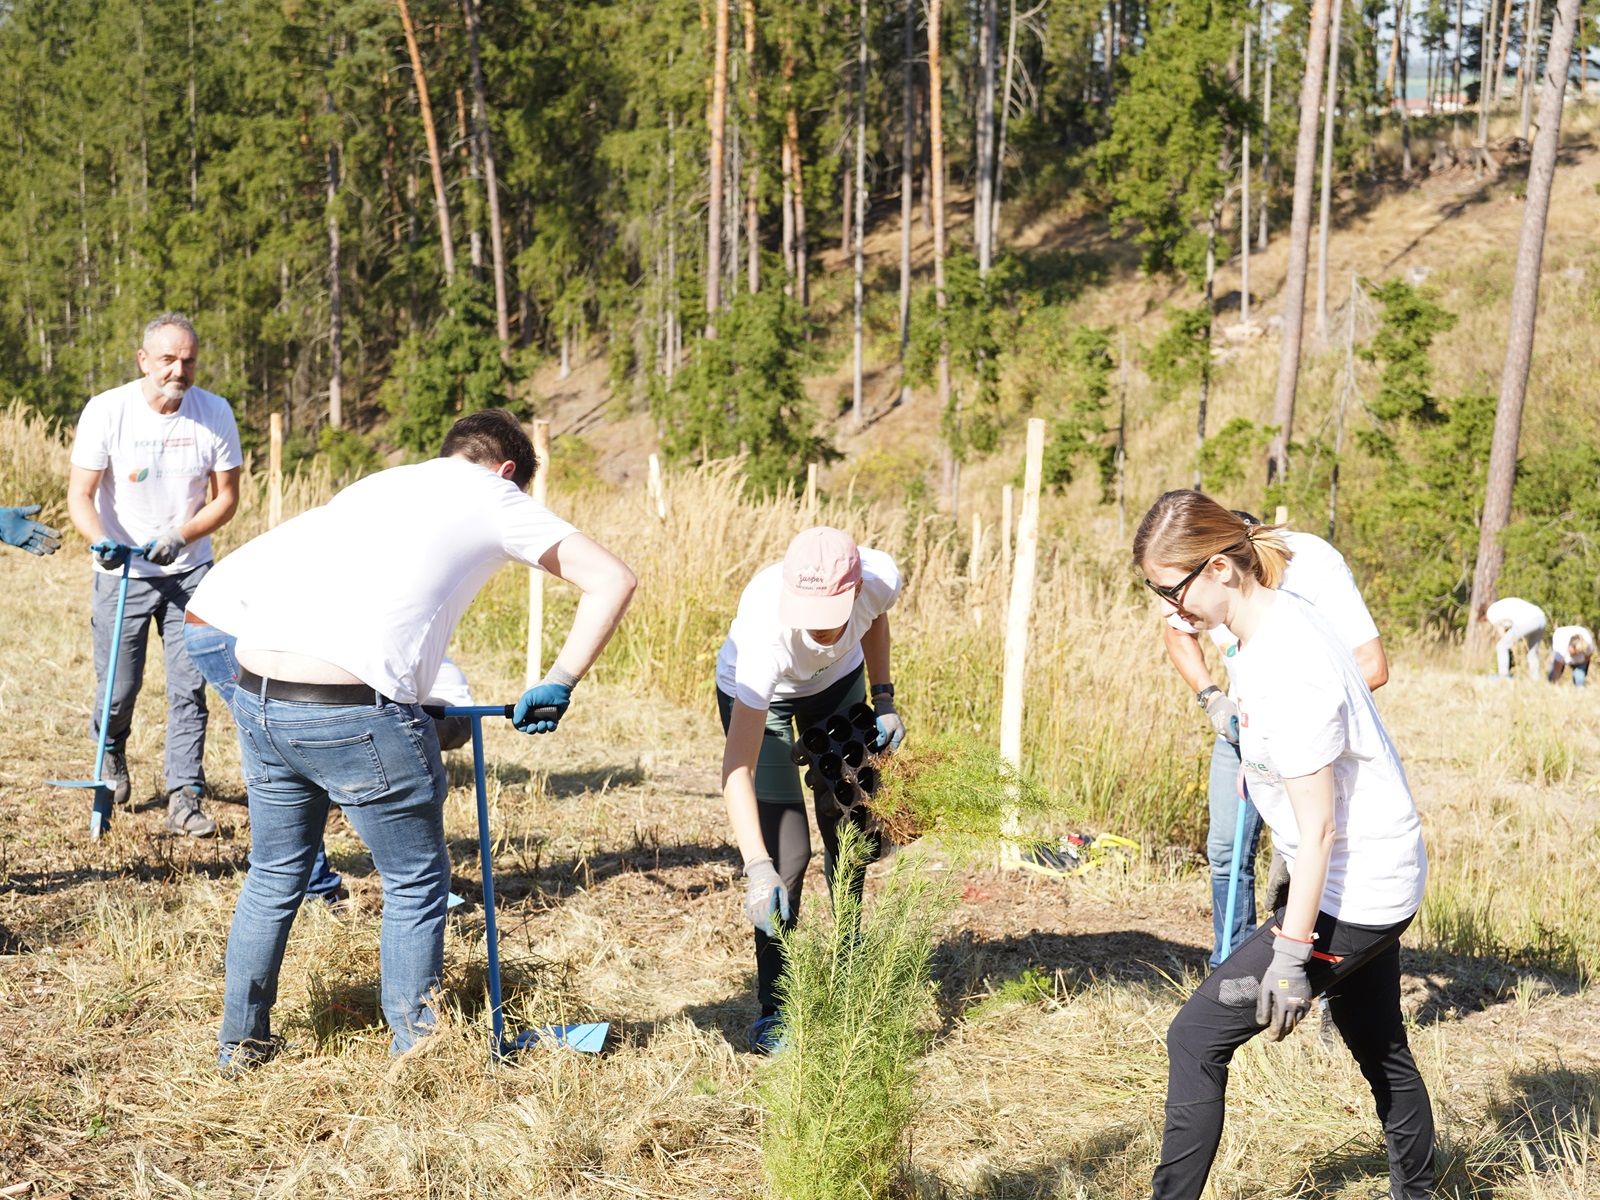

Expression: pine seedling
xmin=865 ymin=732 xmax=1062 ymax=853
xmin=758 ymin=824 xmax=952 ymax=1200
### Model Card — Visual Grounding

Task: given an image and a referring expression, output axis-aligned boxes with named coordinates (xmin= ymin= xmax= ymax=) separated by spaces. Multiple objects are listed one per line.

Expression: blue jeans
xmin=181 ymin=623 xmax=344 ymax=900
xmin=92 ymin=563 xmax=210 ymax=790
xmin=1206 ymin=736 xmax=1262 ymax=968
xmin=220 ymin=686 xmax=448 ymax=1055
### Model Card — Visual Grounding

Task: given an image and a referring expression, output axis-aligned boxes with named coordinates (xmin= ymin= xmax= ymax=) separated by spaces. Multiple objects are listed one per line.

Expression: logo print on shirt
xmin=127 ymin=467 xmax=150 ymax=483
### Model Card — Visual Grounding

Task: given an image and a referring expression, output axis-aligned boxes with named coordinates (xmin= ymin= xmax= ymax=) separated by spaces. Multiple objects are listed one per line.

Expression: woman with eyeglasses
xmin=1134 ymin=490 xmax=1434 ymax=1200
xmin=1157 ymin=508 xmax=1386 ymax=966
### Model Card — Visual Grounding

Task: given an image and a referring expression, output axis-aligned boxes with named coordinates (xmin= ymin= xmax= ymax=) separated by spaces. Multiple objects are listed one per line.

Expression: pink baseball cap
xmin=779 ymin=527 xmax=862 ymax=629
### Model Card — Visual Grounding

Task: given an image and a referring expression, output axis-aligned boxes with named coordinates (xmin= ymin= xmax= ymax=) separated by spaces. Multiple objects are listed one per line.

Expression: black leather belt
xmin=237 ymin=669 xmax=391 ymax=706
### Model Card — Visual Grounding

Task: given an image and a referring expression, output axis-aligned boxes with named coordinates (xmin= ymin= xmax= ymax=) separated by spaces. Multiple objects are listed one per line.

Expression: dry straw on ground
xmin=2 ymin=414 xmax=1599 ymax=1197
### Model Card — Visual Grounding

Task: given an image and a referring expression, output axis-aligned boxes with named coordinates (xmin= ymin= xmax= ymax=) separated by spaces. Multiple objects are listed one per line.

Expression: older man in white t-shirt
xmin=67 ymin=313 xmax=243 ymax=837
xmin=196 ymin=409 xmax=635 ymax=1072
xmin=1160 ymin=511 xmax=1385 ymax=967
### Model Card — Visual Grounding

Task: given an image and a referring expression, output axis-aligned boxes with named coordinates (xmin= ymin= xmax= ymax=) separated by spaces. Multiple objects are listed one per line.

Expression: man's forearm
xmin=1163 ymin=624 xmax=1216 ymax=695
xmin=178 ymin=494 xmax=238 ymax=544
xmin=549 ymin=585 xmax=634 ymax=680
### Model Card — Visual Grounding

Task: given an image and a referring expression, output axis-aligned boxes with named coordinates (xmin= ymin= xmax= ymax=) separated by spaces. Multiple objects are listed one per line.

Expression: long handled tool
xmin=424 ymin=703 xmax=609 ymax=1060
xmin=48 ymin=543 xmax=145 ymax=840
xmin=1220 ymin=758 xmax=1249 ymax=960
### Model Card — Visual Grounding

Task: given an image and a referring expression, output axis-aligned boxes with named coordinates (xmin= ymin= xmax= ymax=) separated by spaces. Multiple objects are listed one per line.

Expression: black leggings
xmin=1152 ymin=908 xmax=1435 ymax=1200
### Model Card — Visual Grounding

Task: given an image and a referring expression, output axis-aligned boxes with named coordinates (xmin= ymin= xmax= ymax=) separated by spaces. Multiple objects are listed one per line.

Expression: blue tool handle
xmin=1220 ymin=769 xmax=1249 ymax=960
xmin=420 ymin=702 xmax=558 ymax=721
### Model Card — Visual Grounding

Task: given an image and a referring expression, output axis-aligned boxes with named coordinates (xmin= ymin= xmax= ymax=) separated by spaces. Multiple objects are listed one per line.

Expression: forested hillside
xmin=2 ymin=0 xmax=1599 ymax=631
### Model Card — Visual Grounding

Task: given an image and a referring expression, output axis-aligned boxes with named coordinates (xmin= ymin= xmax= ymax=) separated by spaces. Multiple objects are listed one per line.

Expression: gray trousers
xmin=91 ymin=562 xmax=210 ymax=792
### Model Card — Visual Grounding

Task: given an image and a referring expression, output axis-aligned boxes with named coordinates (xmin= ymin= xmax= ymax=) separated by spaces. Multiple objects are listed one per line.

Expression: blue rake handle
xmin=1220 ymin=763 xmax=1249 ymax=961
xmin=48 ymin=544 xmax=145 ymax=839
xmin=430 ymin=704 xmax=605 ymax=1062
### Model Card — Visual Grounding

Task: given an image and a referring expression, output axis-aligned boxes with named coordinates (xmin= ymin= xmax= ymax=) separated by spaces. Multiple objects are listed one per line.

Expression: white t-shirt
xmin=715 ymin=548 xmax=902 ymax=710
xmin=1551 ymin=626 xmax=1594 ymax=664
xmin=195 ymin=457 xmax=577 ymax=704
xmin=1167 ymin=531 xmax=1380 ymax=662
xmin=69 ymin=381 xmax=244 ymax=577
xmin=1485 ymin=597 xmax=1546 ymax=635
xmin=1232 ymin=593 xmax=1426 ymax=926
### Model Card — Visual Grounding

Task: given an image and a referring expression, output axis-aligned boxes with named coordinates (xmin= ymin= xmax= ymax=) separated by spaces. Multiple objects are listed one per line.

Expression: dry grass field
xmin=3 ymin=425 xmax=1600 ymax=1199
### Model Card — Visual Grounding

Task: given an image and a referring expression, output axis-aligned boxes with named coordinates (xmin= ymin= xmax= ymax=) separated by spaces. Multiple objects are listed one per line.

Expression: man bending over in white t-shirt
xmin=193 ymin=408 xmax=636 ymax=1073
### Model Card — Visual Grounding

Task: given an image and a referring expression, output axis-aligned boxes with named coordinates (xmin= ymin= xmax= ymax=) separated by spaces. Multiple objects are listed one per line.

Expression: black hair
xmin=438 ymin=408 xmax=537 ymax=490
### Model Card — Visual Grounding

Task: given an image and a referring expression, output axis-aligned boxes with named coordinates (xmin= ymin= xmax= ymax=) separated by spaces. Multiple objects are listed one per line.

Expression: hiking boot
xmin=103 ymin=749 xmax=131 ymax=806
xmin=165 ymin=785 xmax=218 ymax=837
xmin=217 ymin=1036 xmax=286 ymax=1080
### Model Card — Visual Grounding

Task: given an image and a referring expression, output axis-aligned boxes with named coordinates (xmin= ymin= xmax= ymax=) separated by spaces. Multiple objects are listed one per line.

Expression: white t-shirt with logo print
xmin=1231 ymin=592 xmax=1427 ymax=926
xmin=716 ymin=548 xmax=902 ymax=710
xmin=1166 ymin=530 xmax=1380 ymax=672
xmin=70 ymin=381 xmax=244 ymax=578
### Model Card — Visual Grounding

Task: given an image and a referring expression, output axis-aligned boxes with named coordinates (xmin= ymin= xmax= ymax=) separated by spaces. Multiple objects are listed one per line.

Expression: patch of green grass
xmin=964 ymin=967 xmax=1059 ymax=1024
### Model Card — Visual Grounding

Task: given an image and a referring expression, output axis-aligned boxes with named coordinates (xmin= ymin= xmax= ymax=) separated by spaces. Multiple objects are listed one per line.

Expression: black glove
xmin=433 ymin=714 xmax=472 ymax=751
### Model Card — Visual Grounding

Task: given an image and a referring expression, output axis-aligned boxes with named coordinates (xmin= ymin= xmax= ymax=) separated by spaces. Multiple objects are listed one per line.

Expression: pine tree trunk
xmin=1196 ymin=216 xmax=1216 ymax=491
xmin=1494 ymin=0 xmax=1517 ymax=111
xmin=1478 ymin=0 xmax=1498 ymax=155
xmin=1266 ymin=0 xmax=1334 ymax=484
xmin=852 ymin=0 xmax=867 ymax=427
xmin=1400 ymin=0 xmax=1412 ymax=174
xmin=464 ymin=0 xmax=511 ymax=359
xmin=930 ymin=0 xmax=951 ymax=416
xmin=1469 ymin=0 xmax=1581 ymax=623
xmin=1386 ymin=0 xmax=1403 ymax=93
xmin=395 ymin=0 xmax=454 ymax=277
xmin=992 ymin=0 xmax=1019 ymax=249
xmin=1452 ymin=0 xmax=1464 ymax=143
xmin=744 ymin=0 xmax=759 ymax=295
xmin=456 ymin=88 xmax=484 ymax=273
xmin=782 ymin=134 xmax=796 ymax=283
xmin=899 ymin=0 xmax=916 ymax=384
xmin=975 ymin=0 xmax=997 ymax=274
xmin=1259 ymin=1 xmax=1274 ymax=250
xmin=1519 ymin=0 xmax=1544 ymax=139
xmin=328 ymin=141 xmax=343 ymax=429
xmin=1242 ymin=23 xmax=1252 ymax=324
xmin=1315 ymin=0 xmax=1344 ymax=343
xmin=788 ymin=100 xmax=809 ymax=308
xmin=707 ymin=0 xmax=730 ymax=334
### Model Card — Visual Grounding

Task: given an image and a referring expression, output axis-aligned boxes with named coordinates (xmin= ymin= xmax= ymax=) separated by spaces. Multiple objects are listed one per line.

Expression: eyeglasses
xmin=1143 ymin=540 xmax=1247 ymax=605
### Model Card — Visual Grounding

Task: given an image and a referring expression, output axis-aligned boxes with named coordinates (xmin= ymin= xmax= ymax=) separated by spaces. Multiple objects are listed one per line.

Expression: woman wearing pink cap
xmin=716 ymin=526 xmax=905 ymax=1052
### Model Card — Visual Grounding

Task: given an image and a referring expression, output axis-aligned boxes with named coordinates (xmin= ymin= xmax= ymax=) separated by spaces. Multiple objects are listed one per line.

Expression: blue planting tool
xmin=48 ymin=543 xmax=146 ymax=840
xmin=425 ymin=703 xmax=610 ymax=1061
xmin=1220 ymin=753 xmax=1248 ymax=961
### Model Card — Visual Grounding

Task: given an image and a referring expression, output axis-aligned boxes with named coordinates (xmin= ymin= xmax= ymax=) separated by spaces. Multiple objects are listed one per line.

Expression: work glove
xmin=1254 ymin=932 xmax=1315 ymax=1041
xmin=743 ymin=856 xmax=791 ymax=937
xmin=90 ymin=539 xmax=131 ymax=569
xmin=513 ymin=680 xmax=572 ymax=734
xmin=142 ymin=528 xmax=187 ymax=567
xmin=873 ymin=695 xmax=906 ymax=752
xmin=1203 ymin=689 xmax=1240 ymax=744
xmin=0 ymin=505 xmax=61 ymax=555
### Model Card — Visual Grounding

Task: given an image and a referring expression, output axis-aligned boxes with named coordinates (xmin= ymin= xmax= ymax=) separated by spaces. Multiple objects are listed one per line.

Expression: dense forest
xmin=2 ymin=0 xmax=1599 ymax=625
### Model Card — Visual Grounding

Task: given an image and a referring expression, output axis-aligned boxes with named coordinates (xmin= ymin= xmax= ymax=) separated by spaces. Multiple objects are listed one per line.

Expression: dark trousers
xmin=717 ymin=665 xmax=874 ymax=1014
xmin=1153 ymin=908 xmax=1435 ymax=1200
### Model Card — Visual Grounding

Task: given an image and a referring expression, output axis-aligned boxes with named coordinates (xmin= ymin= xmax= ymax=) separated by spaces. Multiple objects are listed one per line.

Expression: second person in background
xmin=717 ymin=527 xmax=905 ymax=1053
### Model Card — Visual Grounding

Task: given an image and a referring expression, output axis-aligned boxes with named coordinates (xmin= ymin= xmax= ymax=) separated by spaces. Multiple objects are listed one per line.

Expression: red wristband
xmin=1271 ymin=925 xmax=1317 ymax=944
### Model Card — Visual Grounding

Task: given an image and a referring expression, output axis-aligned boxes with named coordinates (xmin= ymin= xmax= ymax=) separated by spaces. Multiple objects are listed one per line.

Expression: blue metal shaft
xmin=91 ymin=556 xmax=134 ymax=785
xmin=468 ymin=713 xmax=507 ymax=1055
xmin=1220 ymin=772 xmax=1249 ymax=960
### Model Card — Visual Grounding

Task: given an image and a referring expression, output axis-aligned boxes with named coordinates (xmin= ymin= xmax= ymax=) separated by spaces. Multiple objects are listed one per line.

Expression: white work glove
xmin=1199 ymin=687 xmax=1239 ymax=744
xmin=873 ymin=694 xmax=906 ymax=752
xmin=743 ymin=857 xmax=791 ymax=937
xmin=142 ymin=528 xmax=187 ymax=566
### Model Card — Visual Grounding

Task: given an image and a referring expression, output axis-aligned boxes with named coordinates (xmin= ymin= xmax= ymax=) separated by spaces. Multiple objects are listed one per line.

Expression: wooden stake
xmin=1274 ymin=504 xmax=1288 ymax=526
xmin=526 ymin=419 xmax=552 ymax=687
xmin=1000 ymin=419 xmax=1045 ymax=777
xmin=805 ymin=461 xmax=817 ymax=516
xmin=268 ymin=413 xmax=283 ymax=529
xmin=1001 ymin=483 xmax=1014 ymax=564
xmin=648 ymin=452 xmax=666 ymax=520
xmin=970 ymin=511 xmax=983 ymax=585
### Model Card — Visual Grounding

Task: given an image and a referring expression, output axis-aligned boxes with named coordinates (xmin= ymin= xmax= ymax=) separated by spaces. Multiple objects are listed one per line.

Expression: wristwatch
xmin=871 ymin=682 xmax=895 ymax=698
xmin=1196 ymin=685 xmax=1222 ymax=710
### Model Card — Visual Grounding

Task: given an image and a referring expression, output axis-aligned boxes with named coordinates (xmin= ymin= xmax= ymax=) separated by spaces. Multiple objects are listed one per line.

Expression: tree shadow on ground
xmin=908 ymin=1120 xmax=1154 ymax=1199
xmin=1287 ymin=1065 xmax=1600 ymax=1199
xmin=436 ymin=836 xmax=741 ymax=910
xmin=443 ymin=754 xmax=647 ymax=797
xmin=1401 ymin=947 xmax=1585 ymax=1029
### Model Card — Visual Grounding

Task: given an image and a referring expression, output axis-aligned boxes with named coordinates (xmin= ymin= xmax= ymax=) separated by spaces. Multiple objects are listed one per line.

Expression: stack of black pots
xmin=788 ymin=701 xmax=883 ymax=811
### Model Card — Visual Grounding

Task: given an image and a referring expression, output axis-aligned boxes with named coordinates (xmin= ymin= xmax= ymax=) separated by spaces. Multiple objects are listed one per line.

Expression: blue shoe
xmin=747 ymin=1012 xmax=786 ymax=1055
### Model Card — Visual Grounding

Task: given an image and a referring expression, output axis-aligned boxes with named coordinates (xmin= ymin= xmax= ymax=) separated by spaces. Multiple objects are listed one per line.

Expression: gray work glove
xmin=142 ymin=528 xmax=187 ymax=566
xmin=1202 ymin=689 xmax=1240 ymax=744
xmin=873 ymin=695 xmax=906 ymax=752
xmin=1264 ymin=850 xmax=1292 ymax=913
xmin=1255 ymin=932 xmax=1315 ymax=1041
xmin=743 ymin=857 xmax=791 ymax=938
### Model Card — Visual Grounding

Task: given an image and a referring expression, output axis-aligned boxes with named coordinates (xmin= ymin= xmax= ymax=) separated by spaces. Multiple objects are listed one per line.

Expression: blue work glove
xmin=0 ymin=505 xmax=61 ymax=555
xmin=142 ymin=528 xmax=187 ymax=567
xmin=90 ymin=539 xmax=131 ymax=569
xmin=872 ymin=694 xmax=906 ymax=752
xmin=513 ymin=681 xmax=572 ymax=734
xmin=743 ymin=857 xmax=791 ymax=937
